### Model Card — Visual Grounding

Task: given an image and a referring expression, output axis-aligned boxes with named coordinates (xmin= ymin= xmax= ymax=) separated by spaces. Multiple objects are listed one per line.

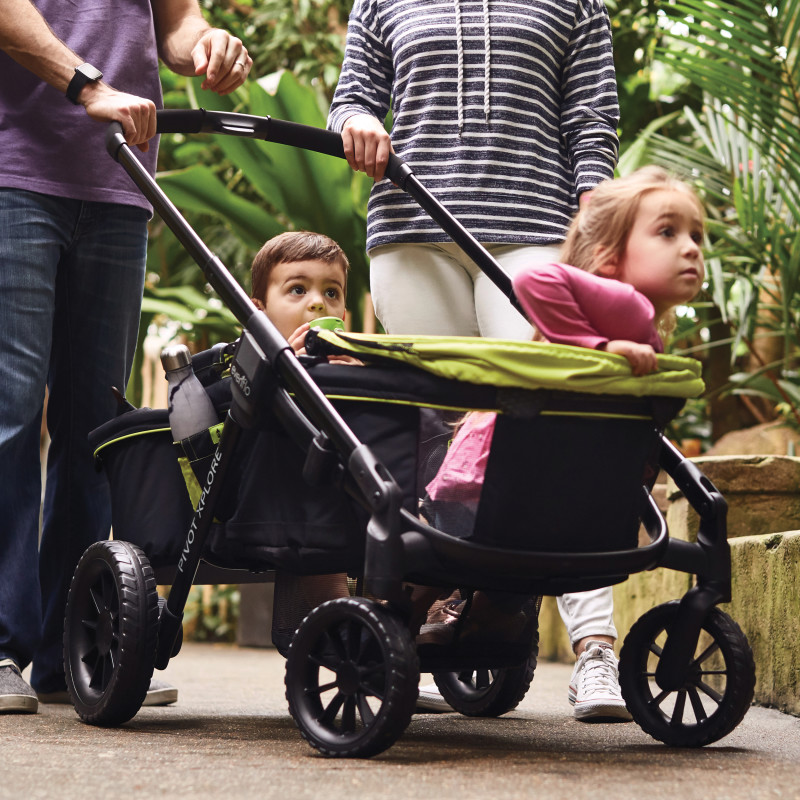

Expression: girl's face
xmin=612 ymin=189 xmax=705 ymax=319
xmin=259 ymin=258 xmax=346 ymax=339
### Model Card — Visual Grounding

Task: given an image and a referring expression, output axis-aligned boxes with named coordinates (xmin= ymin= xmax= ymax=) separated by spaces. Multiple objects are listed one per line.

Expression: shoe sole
xmin=569 ymin=685 xmax=632 ymax=722
xmin=143 ymin=687 xmax=178 ymax=706
xmin=415 ymin=695 xmax=453 ymax=713
xmin=0 ymin=695 xmax=38 ymax=713
xmin=39 ymin=688 xmax=178 ymax=707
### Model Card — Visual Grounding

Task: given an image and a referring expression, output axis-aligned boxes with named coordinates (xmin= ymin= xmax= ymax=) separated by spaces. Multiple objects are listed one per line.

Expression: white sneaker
xmin=416 ymin=682 xmax=452 ymax=713
xmin=568 ymin=640 xmax=632 ymax=722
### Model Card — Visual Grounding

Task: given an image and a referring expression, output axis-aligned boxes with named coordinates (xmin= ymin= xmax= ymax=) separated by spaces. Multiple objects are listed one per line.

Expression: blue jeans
xmin=0 ymin=189 xmax=147 ymax=692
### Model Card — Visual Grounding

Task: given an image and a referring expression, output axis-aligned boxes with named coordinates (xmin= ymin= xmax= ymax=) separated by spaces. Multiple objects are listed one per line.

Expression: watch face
xmin=77 ymin=63 xmax=103 ymax=81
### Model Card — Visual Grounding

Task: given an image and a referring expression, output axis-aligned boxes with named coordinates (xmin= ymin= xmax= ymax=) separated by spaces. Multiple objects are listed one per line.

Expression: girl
xmin=427 ymin=166 xmax=705 ymax=509
xmin=422 ymin=166 xmax=705 ymax=720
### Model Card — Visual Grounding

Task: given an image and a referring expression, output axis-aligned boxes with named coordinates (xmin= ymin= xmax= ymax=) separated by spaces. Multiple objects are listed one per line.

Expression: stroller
xmin=63 ymin=110 xmax=755 ymax=758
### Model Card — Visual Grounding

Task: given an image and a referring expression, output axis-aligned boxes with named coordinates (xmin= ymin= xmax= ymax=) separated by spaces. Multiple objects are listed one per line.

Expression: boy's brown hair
xmin=251 ymin=231 xmax=350 ymax=303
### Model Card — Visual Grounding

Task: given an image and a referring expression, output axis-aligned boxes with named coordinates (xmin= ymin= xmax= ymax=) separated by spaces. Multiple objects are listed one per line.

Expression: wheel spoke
xmin=691 ymin=640 xmax=720 ymax=670
xmin=357 ymin=693 xmax=376 ymax=724
xmin=648 ymin=687 xmax=670 ymax=708
xmin=475 ymin=670 xmax=491 ymax=690
xmin=81 ymin=617 xmax=98 ymax=633
xmin=696 ymin=679 xmax=724 ymax=704
xmin=341 ymin=696 xmax=357 ymax=732
xmin=687 ymin=685 xmax=709 ymax=721
xmin=358 ymin=663 xmax=384 ymax=698
xmin=320 ymin=691 xmax=345 ymax=725
xmin=306 ymin=679 xmax=339 ymax=696
xmin=669 ymin=690 xmax=687 ymax=726
xmin=648 ymin=641 xmax=664 ymax=658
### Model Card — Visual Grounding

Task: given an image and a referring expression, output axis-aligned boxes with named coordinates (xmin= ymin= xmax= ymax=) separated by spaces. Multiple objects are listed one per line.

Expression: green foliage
xmin=632 ymin=0 xmax=800 ymax=433
xmin=198 ymin=0 xmax=350 ymax=98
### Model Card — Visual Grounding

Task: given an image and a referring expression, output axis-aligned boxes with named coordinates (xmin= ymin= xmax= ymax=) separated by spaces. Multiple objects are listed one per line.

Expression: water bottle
xmin=160 ymin=343 xmax=218 ymax=441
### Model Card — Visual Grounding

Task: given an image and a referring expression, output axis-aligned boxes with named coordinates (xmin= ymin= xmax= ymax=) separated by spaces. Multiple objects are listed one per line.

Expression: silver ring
xmin=236 ymin=60 xmax=246 ymax=68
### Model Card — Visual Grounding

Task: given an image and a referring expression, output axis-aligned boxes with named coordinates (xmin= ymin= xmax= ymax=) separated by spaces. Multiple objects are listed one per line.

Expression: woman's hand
xmin=604 ymin=340 xmax=658 ymax=376
xmin=341 ymin=113 xmax=392 ymax=181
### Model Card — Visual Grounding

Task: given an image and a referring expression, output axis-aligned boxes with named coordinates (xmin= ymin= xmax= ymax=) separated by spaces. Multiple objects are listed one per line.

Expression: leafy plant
xmin=651 ymin=0 xmax=800 ymax=435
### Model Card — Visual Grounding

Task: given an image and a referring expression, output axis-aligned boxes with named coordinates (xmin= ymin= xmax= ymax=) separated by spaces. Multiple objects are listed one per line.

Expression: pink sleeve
xmin=426 ymin=412 xmax=496 ymax=503
xmin=512 ymin=263 xmax=660 ymax=350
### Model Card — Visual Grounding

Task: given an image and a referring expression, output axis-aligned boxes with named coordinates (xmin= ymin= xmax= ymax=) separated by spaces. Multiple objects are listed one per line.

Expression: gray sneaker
xmin=38 ymin=677 xmax=178 ymax=707
xmin=0 ymin=658 xmax=38 ymax=713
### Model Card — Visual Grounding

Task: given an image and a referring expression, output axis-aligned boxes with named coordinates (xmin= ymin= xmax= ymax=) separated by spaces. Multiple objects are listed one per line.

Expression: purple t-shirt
xmin=0 ymin=0 xmax=162 ymax=212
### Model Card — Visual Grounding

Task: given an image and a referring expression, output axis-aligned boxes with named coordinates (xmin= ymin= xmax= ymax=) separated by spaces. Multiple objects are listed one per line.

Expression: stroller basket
xmin=91 ymin=334 xmax=699 ymax=586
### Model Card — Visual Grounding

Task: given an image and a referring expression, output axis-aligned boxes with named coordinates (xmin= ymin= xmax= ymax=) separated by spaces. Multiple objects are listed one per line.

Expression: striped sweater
xmin=328 ymin=0 xmax=619 ymax=252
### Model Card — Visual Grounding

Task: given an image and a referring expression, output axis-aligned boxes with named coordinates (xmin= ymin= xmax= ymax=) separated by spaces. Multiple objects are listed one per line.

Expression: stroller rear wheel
xmin=64 ymin=540 xmax=158 ymax=725
xmin=619 ymin=601 xmax=755 ymax=747
xmin=285 ymin=597 xmax=419 ymax=758
xmin=433 ymin=648 xmax=538 ymax=717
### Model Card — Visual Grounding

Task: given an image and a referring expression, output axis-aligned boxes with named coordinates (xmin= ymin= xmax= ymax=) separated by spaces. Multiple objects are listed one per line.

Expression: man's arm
xmin=0 ymin=0 xmax=156 ymax=149
xmin=152 ymin=0 xmax=251 ymax=95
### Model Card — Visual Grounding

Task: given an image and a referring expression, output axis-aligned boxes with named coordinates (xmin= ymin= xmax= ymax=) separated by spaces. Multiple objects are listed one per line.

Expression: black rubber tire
xmin=619 ymin=601 xmax=755 ymax=747
xmin=64 ymin=540 xmax=159 ymax=726
xmin=433 ymin=645 xmax=538 ymax=717
xmin=285 ymin=597 xmax=419 ymax=758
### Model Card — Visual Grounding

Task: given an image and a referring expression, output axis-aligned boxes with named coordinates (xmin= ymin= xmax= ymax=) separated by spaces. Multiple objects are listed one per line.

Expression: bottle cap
xmin=160 ymin=343 xmax=192 ymax=372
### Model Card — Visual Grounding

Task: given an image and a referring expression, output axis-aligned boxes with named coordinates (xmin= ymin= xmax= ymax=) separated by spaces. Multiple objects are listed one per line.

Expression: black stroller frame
xmin=62 ymin=109 xmax=755 ymax=758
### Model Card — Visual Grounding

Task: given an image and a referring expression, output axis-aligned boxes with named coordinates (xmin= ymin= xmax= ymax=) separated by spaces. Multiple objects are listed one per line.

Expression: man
xmin=0 ymin=0 xmax=252 ymax=713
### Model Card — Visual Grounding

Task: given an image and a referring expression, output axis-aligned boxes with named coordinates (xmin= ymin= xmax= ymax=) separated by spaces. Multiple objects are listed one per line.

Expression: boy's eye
xmin=288 ymin=285 xmax=305 ymax=295
xmin=659 ymin=227 xmax=675 ymax=238
xmin=691 ymin=231 xmax=703 ymax=244
xmin=325 ymin=288 xmax=341 ymax=299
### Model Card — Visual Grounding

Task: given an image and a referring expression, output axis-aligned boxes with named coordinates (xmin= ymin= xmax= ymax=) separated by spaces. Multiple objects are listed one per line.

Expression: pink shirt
xmin=426 ymin=263 xmax=662 ymax=501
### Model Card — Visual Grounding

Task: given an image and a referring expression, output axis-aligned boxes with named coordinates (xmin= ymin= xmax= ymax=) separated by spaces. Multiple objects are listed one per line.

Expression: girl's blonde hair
xmin=560 ymin=165 xmax=705 ymax=275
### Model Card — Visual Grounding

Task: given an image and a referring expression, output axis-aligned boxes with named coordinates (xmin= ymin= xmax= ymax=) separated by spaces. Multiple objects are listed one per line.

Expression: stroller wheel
xmin=64 ymin=540 xmax=158 ymax=725
xmin=285 ymin=597 xmax=419 ymax=758
xmin=619 ymin=601 xmax=755 ymax=747
xmin=433 ymin=648 xmax=538 ymax=717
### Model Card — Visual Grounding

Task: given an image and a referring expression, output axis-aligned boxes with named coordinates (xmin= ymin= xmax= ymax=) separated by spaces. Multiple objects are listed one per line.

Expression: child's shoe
xmin=568 ymin=640 xmax=632 ymax=722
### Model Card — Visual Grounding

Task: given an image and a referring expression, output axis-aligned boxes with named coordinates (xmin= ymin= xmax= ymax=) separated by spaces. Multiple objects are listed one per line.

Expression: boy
xmin=250 ymin=230 xmax=352 ymax=651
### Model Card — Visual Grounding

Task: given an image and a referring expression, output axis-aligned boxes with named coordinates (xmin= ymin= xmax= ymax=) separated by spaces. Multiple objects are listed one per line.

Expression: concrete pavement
xmin=2 ymin=642 xmax=799 ymax=799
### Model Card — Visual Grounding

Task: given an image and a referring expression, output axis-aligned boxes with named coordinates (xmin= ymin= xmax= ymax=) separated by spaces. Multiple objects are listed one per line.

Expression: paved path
xmin=2 ymin=643 xmax=799 ymax=799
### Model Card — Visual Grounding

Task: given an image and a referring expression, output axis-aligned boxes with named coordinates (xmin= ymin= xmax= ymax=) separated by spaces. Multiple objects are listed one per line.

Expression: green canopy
xmin=312 ymin=331 xmax=704 ymax=399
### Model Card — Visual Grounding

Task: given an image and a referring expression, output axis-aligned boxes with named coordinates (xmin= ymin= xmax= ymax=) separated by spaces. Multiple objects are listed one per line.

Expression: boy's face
xmin=259 ymin=258 xmax=347 ymax=340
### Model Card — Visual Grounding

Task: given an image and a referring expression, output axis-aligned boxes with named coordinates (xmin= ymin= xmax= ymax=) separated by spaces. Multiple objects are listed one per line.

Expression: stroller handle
xmin=106 ymin=109 xmax=524 ymax=316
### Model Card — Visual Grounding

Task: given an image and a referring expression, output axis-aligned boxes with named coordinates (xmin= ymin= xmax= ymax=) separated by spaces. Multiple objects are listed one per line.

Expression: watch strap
xmin=66 ymin=63 xmax=103 ymax=105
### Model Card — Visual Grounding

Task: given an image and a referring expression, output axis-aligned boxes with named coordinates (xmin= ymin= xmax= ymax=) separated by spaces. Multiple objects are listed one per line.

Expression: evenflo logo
xmin=230 ymin=363 xmax=251 ymax=397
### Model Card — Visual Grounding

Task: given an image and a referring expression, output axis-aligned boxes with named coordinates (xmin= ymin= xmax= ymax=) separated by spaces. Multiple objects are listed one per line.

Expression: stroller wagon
xmin=63 ymin=110 xmax=755 ymax=758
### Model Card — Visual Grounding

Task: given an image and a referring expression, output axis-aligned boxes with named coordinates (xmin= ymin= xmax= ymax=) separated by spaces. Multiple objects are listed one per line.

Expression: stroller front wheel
xmin=64 ymin=540 xmax=159 ymax=725
xmin=619 ymin=600 xmax=755 ymax=747
xmin=285 ymin=597 xmax=419 ymax=758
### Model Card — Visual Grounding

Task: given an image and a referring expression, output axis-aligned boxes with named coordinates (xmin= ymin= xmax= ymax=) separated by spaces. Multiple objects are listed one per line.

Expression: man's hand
xmin=341 ymin=114 xmax=392 ymax=181
xmin=80 ymin=83 xmax=157 ymax=152
xmin=604 ymin=340 xmax=658 ymax=376
xmin=191 ymin=29 xmax=251 ymax=95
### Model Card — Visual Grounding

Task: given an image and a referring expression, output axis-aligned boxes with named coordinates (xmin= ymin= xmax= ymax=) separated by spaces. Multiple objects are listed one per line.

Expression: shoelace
xmin=0 ymin=658 xmax=21 ymax=675
xmin=578 ymin=647 xmax=621 ymax=694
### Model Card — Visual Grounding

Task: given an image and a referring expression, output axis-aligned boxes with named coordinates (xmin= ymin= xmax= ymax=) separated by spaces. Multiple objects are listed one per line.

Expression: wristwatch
xmin=66 ymin=63 xmax=103 ymax=104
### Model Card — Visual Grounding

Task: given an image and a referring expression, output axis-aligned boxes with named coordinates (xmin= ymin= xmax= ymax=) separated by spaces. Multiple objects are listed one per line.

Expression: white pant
xmin=370 ymin=241 xmax=618 ymax=649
